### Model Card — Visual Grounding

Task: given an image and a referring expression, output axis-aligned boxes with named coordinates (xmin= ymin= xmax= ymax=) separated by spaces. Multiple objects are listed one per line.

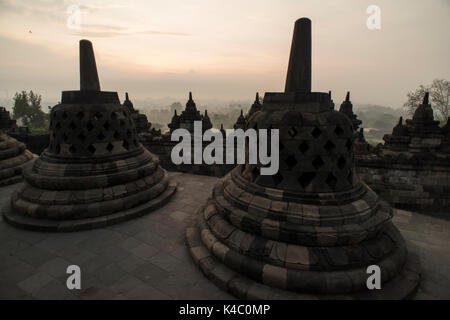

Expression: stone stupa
xmin=186 ymin=18 xmax=420 ymax=299
xmin=0 ymin=131 xmax=35 ymax=187
xmin=357 ymin=93 xmax=450 ymax=214
xmin=2 ymin=40 xmax=176 ymax=231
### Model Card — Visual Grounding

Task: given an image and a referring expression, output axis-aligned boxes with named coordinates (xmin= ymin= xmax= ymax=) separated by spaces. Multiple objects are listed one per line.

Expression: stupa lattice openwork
xmin=186 ymin=18 xmax=421 ymax=299
xmin=2 ymin=40 xmax=176 ymax=231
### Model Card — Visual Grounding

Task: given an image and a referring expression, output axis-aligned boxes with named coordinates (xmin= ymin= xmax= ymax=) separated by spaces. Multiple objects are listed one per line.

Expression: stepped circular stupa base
xmin=186 ymin=217 xmax=421 ymax=300
xmin=3 ymin=179 xmax=175 ymax=232
xmin=186 ymin=168 xmax=421 ymax=300
xmin=0 ymin=132 xmax=36 ymax=187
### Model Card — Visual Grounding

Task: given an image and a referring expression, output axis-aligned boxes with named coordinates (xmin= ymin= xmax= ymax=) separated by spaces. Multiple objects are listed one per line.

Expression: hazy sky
xmin=0 ymin=0 xmax=449 ymax=108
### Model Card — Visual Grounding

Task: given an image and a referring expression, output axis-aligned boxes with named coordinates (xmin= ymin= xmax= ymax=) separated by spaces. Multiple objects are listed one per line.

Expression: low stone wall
xmin=141 ymin=138 xmax=235 ymax=178
xmin=357 ymin=160 xmax=450 ymax=215
xmin=8 ymin=131 xmax=49 ymax=155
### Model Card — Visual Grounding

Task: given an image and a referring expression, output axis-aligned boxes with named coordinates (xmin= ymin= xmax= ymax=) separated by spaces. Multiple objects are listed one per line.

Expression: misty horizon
xmin=1 ymin=0 xmax=449 ymax=110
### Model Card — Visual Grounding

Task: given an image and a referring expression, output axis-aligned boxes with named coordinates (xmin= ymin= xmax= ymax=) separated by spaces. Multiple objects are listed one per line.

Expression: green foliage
xmin=12 ymin=90 xmax=49 ymax=129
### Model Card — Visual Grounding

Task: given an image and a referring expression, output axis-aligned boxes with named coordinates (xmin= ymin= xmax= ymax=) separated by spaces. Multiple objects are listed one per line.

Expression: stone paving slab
xmin=0 ymin=172 xmax=449 ymax=300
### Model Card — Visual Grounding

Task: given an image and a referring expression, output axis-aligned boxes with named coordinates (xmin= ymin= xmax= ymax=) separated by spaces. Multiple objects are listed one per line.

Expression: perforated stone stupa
xmin=2 ymin=40 xmax=176 ymax=231
xmin=0 ymin=131 xmax=35 ymax=187
xmin=357 ymin=93 xmax=450 ymax=214
xmin=186 ymin=18 xmax=420 ymax=299
xmin=122 ymin=92 xmax=151 ymax=134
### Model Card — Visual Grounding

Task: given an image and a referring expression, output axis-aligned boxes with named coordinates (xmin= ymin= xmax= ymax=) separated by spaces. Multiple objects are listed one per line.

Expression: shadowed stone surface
xmin=186 ymin=18 xmax=420 ymax=299
xmin=0 ymin=131 xmax=36 ymax=187
xmin=357 ymin=93 xmax=450 ymax=215
xmin=0 ymin=173 xmax=447 ymax=299
xmin=2 ymin=40 xmax=176 ymax=231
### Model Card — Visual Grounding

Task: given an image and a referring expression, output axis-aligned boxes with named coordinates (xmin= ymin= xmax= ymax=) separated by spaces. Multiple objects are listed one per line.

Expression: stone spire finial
xmin=423 ymin=92 xmax=429 ymax=105
xmin=285 ymin=17 xmax=311 ymax=93
xmin=345 ymin=91 xmax=350 ymax=102
xmin=189 ymin=91 xmax=193 ymax=101
xmin=125 ymin=92 xmax=129 ymax=101
xmin=79 ymin=40 xmax=100 ymax=91
xmin=399 ymin=116 xmax=403 ymax=125
xmin=255 ymin=92 xmax=259 ymax=103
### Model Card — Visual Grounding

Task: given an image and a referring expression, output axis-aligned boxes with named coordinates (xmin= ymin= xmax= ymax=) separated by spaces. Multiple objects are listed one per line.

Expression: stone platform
xmin=0 ymin=172 xmax=449 ymax=300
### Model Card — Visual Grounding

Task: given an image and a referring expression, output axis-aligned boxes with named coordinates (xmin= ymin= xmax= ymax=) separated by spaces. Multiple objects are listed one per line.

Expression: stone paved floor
xmin=0 ymin=172 xmax=449 ymax=300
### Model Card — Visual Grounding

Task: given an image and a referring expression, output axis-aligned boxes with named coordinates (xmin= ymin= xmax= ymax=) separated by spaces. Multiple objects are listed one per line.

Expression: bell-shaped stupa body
xmin=0 ymin=131 xmax=36 ymax=187
xmin=186 ymin=18 xmax=420 ymax=299
xmin=2 ymin=40 xmax=176 ymax=231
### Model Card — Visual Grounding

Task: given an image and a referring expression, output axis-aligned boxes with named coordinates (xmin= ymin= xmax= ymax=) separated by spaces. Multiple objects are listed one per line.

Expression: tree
xmin=12 ymin=90 xmax=48 ymax=129
xmin=404 ymin=79 xmax=450 ymax=123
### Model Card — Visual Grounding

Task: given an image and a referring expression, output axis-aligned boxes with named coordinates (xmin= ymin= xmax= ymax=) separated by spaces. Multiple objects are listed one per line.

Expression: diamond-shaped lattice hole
xmin=312 ymin=156 xmax=324 ymax=169
xmin=106 ymin=142 xmax=114 ymax=152
xmin=285 ymin=155 xmax=298 ymax=170
xmin=86 ymin=121 xmax=94 ymax=131
xmin=76 ymin=111 xmax=84 ymax=119
xmin=103 ymin=121 xmax=110 ymax=130
xmin=97 ymin=132 xmax=105 ymax=140
xmin=311 ymin=127 xmax=322 ymax=139
xmin=324 ymin=140 xmax=336 ymax=152
xmin=337 ymin=156 xmax=346 ymax=169
xmin=62 ymin=133 xmax=68 ymax=142
xmin=69 ymin=122 xmax=76 ymax=130
xmin=111 ymin=112 xmax=118 ymax=120
xmin=122 ymin=140 xmax=130 ymax=150
xmin=346 ymin=139 xmax=352 ymax=151
xmin=288 ymin=127 xmax=298 ymax=138
xmin=272 ymin=171 xmax=283 ymax=185
xmin=326 ymin=173 xmax=338 ymax=188
xmin=113 ymin=131 xmax=119 ymax=140
xmin=87 ymin=144 xmax=96 ymax=154
xmin=334 ymin=125 xmax=344 ymax=136
xmin=69 ymin=144 xmax=76 ymax=153
xmin=298 ymin=141 xmax=309 ymax=154
xmin=77 ymin=133 xmax=86 ymax=141
xmin=298 ymin=172 xmax=315 ymax=188
xmin=94 ymin=112 xmax=102 ymax=121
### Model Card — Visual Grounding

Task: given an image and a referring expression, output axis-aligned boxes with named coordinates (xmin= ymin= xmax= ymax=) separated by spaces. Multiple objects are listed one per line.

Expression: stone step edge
xmin=186 ymin=224 xmax=421 ymax=300
xmin=2 ymin=179 xmax=177 ymax=232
